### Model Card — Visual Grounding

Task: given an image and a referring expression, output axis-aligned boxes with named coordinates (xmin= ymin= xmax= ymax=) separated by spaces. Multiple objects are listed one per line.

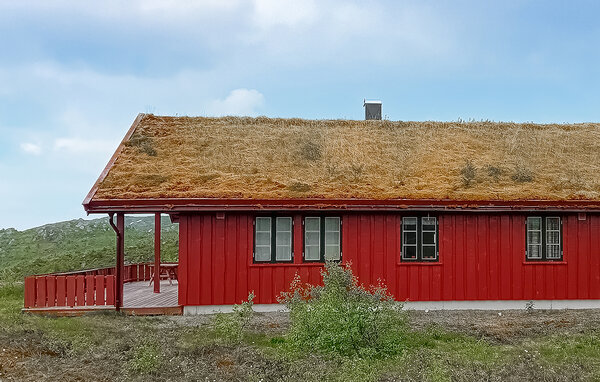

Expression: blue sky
xmin=1 ymin=0 xmax=600 ymax=230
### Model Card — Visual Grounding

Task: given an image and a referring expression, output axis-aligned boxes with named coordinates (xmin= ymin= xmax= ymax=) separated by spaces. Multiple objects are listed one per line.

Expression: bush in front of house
xmin=213 ymin=292 xmax=255 ymax=343
xmin=278 ymin=262 xmax=407 ymax=358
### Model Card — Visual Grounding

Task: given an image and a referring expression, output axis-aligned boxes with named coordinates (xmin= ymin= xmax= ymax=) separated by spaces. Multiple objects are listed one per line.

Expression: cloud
xmin=20 ymin=142 xmax=42 ymax=155
xmin=207 ymin=88 xmax=265 ymax=116
xmin=252 ymin=0 xmax=317 ymax=29
xmin=53 ymin=137 xmax=119 ymax=155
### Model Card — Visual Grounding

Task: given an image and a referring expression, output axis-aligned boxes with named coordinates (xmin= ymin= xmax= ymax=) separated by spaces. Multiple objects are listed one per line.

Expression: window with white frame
xmin=303 ymin=217 xmax=341 ymax=262
xmin=526 ymin=216 xmax=562 ymax=261
xmin=401 ymin=216 xmax=438 ymax=262
xmin=254 ymin=217 xmax=293 ymax=262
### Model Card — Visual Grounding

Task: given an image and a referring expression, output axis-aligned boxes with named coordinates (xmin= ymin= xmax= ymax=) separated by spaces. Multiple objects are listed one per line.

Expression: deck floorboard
xmin=123 ymin=280 xmax=179 ymax=308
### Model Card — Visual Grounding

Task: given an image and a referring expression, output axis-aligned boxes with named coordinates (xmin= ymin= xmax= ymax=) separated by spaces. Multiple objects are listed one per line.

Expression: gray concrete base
xmin=183 ymin=299 xmax=600 ymax=315
xmin=402 ymin=299 xmax=600 ymax=311
xmin=184 ymin=304 xmax=288 ymax=315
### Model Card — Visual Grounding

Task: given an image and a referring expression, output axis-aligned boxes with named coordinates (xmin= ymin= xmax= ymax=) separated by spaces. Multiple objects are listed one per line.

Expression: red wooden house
xmin=24 ymin=113 xmax=600 ymax=314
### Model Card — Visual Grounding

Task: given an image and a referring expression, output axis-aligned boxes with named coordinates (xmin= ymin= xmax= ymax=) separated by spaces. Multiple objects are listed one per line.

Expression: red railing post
xmin=86 ymin=275 xmax=95 ymax=306
xmin=106 ymin=275 xmax=115 ymax=306
xmin=24 ymin=276 xmax=36 ymax=308
xmin=154 ymin=213 xmax=161 ymax=293
xmin=66 ymin=276 xmax=76 ymax=307
xmin=56 ymin=276 xmax=67 ymax=306
xmin=95 ymin=275 xmax=105 ymax=305
xmin=76 ymin=275 xmax=85 ymax=306
xmin=46 ymin=276 xmax=56 ymax=307
xmin=35 ymin=276 xmax=46 ymax=307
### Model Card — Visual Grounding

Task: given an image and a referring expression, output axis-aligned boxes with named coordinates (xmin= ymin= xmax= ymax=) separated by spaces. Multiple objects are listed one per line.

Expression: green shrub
xmin=460 ymin=160 xmax=477 ymax=187
xmin=279 ymin=262 xmax=407 ymax=358
xmin=213 ymin=292 xmax=255 ymax=343
xmin=127 ymin=340 xmax=161 ymax=375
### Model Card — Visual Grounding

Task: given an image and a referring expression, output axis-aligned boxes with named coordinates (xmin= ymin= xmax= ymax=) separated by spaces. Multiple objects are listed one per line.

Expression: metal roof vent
xmin=363 ymin=99 xmax=382 ymax=120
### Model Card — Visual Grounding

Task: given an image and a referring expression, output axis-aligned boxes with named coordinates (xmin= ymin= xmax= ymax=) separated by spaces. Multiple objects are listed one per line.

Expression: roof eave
xmin=83 ymin=198 xmax=600 ymax=214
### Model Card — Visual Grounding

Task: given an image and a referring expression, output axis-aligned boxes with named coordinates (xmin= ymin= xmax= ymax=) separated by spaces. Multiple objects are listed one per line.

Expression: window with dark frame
xmin=253 ymin=216 xmax=293 ymax=263
xmin=526 ymin=216 xmax=562 ymax=261
xmin=303 ymin=216 xmax=341 ymax=262
xmin=401 ymin=216 xmax=438 ymax=262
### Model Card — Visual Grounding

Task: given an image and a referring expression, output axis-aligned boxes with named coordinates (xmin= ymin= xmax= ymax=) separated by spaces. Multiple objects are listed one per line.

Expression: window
xmin=303 ymin=217 xmax=341 ymax=262
xmin=254 ymin=217 xmax=293 ymax=262
xmin=526 ymin=216 xmax=562 ymax=261
xmin=401 ymin=216 xmax=438 ymax=262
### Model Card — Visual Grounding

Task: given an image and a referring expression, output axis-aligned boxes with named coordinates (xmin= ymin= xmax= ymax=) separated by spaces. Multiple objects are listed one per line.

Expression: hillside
xmin=0 ymin=216 xmax=178 ymax=282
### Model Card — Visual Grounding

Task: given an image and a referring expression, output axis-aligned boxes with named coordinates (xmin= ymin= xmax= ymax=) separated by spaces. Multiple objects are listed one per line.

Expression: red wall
xmin=178 ymin=213 xmax=600 ymax=305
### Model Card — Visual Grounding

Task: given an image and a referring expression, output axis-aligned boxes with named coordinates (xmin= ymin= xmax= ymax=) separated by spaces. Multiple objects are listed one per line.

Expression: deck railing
xmin=23 ymin=262 xmax=177 ymax=309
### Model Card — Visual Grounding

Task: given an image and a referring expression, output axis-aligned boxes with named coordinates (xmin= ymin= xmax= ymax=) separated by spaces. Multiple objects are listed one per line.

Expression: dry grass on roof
xmin=93 ymin=114 xmax=600 ymax=201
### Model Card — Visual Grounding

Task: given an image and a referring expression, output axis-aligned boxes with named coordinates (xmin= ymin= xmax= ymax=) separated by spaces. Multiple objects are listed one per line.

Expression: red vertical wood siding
xmin=178 ymin=212 xmax=600 ymax=305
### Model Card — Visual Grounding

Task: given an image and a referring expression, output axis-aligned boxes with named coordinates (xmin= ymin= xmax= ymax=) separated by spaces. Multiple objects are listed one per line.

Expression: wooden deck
xmin=122 ymin=280 xmax=181 ymax=315
xmin=23 ymin=280 xmax=182 ymax=316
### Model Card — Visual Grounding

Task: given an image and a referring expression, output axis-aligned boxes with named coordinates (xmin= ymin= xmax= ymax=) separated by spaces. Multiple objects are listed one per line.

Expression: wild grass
xmin=2 ymin=280 xmax=600 ymax=381
xmin=95 ymin=114 xmax=600 ymax=201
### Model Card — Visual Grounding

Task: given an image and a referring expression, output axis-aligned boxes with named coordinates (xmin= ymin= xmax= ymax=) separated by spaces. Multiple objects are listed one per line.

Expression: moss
xmin=125 ymin=133 xmax=157 ymax=156
xmin=94 ymin=115 xmax=600 ymax=201
xmin=288 ymin=182 xmax=311 ymax=192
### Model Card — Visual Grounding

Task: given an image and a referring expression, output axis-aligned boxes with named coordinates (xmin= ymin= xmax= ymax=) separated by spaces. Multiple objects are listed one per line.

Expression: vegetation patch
xmin=288 ymin=182 xmax=311 ymax=192
xmin=460 ymin=160 xmax=477 ymax=187
xmin=125 ymin=133 xmax=157 ymax=156
xmin=298 ymin=140 xmax=322 ymax=161
xmin=512 ymin=165 xmax=534 ymax=183
xmin=485 ymin=164 xmax=503 ymax=182
xmin=136 ymin=174 xmax=169 ymax=186
xmin=213 ymin=292 xmax=255 ymax=343
xmin=127 ymin=339 xmax=162 ymax=375
xmin=94 ymin=115 xmax=600 ymax=201
xmin=279 ymin=262 xmax=407 ymax=358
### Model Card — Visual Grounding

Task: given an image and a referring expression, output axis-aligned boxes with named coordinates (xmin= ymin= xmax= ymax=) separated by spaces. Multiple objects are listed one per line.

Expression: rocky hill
xmin=0 ymin=216 xmax=178 ymax=283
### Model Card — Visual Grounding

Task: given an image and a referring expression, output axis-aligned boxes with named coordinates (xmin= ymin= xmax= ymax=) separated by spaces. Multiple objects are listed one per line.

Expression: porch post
xmin=154 ymin=213 xmax=161 ymax=293
xmin=116 ymin=213 xmax=125 ymax=310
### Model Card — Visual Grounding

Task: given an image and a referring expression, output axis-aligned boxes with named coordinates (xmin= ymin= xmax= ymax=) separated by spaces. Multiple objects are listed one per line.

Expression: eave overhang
xmin=83 ymin=198 xmax=600 ymax=214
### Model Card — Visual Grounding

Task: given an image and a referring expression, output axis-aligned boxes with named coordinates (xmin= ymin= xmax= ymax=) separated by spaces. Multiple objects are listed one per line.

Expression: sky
xmin=1 ymin=0 xmax=600 ymax=230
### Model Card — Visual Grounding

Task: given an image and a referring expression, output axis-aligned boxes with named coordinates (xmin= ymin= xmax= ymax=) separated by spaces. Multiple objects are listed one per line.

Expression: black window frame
xmin=400 ymin=216 xmax=439 ymax=262
xmin=302 ymin=216 xmax=342 ymax=263
xmin=253 ymin=216 xmax=294 ymax=263
xmin=525 ymin=216 xmax=563 ymax=262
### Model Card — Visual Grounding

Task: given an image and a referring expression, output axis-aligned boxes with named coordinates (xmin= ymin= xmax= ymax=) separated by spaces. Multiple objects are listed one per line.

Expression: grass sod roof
xmin=91 ymin=114 xmax=600 ymax=202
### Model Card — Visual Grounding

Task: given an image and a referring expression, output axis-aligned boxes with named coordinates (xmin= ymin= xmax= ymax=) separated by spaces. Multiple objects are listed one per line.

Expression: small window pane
xmin=305 ymin=217 xmax=320 ymax=231
xmin=546 ymin=217 xmax=560 ymax=231
xmin=325 ymin=231 xmax=339 ymax=246
xmin=403 ymin=246 xmax=417 ymax=259
xmin=422 ymin=232 xmax=435 ymax=245
xmin=325 ymin=245 xmax=340 ymax=261
xmin=547 ymin=245 xmax=561 ymax=259
xmin=528 ymin=245 xmax=542 ymax=259
xmin=527 ymin=231 xmax=541 ymax=245
xmin=256 ymin=217 xmax=271 ymax=232
xmin=403 ymin=231 xmax=417 ymax=245
xmin=277 ymin=217 xmax=292 ymax=231
xmin=255 ymin=246 xmax=271 ymax=261
xmin=277 ymin=232 xmax=291 ymax=245
xmin=325 ymin=217 xmax=340 ymax=232
xmin=547 ymin=231 xmax=560 ymax=245
xmin=527 ymin=217 xmax=541 ymax=230
xmin=306 ymin=231 xmax=320 ymax=246
xmin=305 ymin=246 xmax=320 ymax=261
xmin=276 ymin=245 xmax=292 ymax=261
xmin=422 ymin=246 xmax=436 ymax=259
xmin=422 ymin=217 xmax=436 ymax=231
xmin=403 ymin=217 xmax=417 ymax=231
xmin=256 ymin=232 xmax=271 ymax=246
